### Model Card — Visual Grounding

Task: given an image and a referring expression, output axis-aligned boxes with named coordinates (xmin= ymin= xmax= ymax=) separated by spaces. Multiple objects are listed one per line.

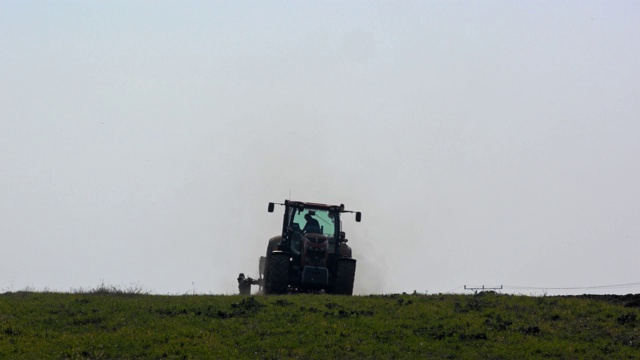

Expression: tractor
xmin=240 ymin=200 xmax=361 ymax=295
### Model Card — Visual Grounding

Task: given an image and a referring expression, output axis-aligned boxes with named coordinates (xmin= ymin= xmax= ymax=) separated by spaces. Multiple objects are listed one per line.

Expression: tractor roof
xmin=287 ymin=200 xmax=343 ymax=211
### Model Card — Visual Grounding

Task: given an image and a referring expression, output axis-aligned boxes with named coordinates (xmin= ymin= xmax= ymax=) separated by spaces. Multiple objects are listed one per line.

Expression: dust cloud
xmin=2 ymin=2 xmax=640 ymax=295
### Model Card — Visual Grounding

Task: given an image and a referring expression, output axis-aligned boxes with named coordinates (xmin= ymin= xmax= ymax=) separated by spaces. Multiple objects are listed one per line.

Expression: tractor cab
xmin=282 ymin=203 xmax=339 ymax=256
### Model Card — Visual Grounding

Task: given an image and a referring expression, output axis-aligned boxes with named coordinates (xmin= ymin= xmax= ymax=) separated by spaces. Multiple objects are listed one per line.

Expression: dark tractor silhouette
xmin=240 ymin=200 xmax=361 ymax=295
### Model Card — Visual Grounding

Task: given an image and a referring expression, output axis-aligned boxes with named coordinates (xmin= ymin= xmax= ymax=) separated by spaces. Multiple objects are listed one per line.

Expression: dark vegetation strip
xmin=0 ymin=291 xmax=639 ymax=359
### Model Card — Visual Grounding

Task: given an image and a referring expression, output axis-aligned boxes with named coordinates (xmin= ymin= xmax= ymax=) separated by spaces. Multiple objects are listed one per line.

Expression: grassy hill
xmin=1 ymin=290 xmax=639 ymax=359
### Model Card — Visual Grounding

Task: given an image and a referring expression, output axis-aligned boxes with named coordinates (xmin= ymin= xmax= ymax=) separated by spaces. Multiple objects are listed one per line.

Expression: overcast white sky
xmin=2 ymin=1 xmax=639 ymax=295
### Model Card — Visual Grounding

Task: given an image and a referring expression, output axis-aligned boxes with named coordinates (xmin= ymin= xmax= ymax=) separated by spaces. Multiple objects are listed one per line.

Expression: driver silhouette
xmin=303 ymin=213 xmax=321 ymax=233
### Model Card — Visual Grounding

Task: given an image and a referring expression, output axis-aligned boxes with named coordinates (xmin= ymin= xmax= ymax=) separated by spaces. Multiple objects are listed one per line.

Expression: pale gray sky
xmin=1 ymin=1 xmax=639 ymax=295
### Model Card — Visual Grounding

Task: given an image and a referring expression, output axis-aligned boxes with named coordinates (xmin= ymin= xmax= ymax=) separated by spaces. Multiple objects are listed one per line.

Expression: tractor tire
xmin=334 ymin=258 xmax=356 ymax=295
xmin=267 ymin=253 xmax=289 ymax=294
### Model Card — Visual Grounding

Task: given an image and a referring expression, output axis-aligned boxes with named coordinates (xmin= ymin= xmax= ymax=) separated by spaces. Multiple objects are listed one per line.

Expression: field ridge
xmin=1 ymin=291 xmax=639 ymax=359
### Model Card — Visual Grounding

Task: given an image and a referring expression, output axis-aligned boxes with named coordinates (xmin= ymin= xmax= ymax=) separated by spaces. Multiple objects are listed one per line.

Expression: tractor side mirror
xmin=339 ymin=231 xmax=346 ymax=240
xmin=268 ymin=202 xmax=275 ymax=212
xmin=355 ymin=212 xmax=362 ymax=222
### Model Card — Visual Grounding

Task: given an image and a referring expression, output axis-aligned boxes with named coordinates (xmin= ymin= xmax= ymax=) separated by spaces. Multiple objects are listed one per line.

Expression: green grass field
xmin=1 ymin=291 xmax=639 ymax=359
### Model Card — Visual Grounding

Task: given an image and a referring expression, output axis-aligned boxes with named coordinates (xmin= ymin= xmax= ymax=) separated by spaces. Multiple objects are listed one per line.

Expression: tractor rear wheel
xmin=267 ymin=253 xmax=289 ymax=294
xmin=334 ymin=258 xmax=356 ymax=295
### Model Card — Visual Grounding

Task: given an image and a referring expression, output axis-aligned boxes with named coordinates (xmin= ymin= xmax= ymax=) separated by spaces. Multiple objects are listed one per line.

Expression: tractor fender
xmin=339 ymin=243 xmax=352 ymax=258
xmin=266 ymin=235 xmax=282 ymax=257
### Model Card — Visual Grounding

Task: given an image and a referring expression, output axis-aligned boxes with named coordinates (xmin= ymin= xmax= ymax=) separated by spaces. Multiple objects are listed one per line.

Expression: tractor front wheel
xmin=267 ymin=253 xmax=289 ymax=294
xmin=334 ymin=258 xmax=356 ymax=295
